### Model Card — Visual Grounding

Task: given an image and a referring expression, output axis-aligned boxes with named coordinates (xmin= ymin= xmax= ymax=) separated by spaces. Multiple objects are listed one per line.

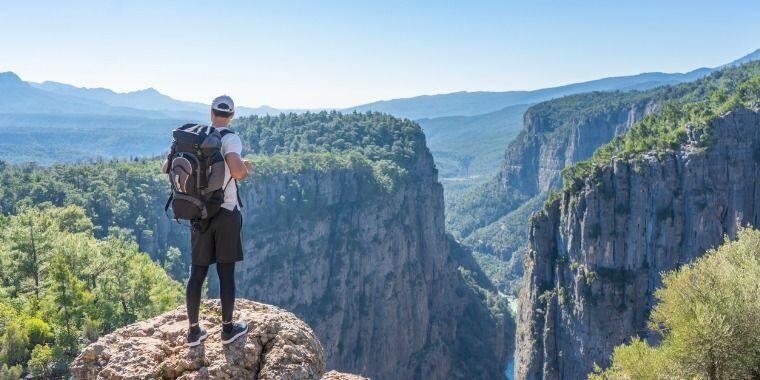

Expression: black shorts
xmin=191 ymin=207 xmax=244 ymax=266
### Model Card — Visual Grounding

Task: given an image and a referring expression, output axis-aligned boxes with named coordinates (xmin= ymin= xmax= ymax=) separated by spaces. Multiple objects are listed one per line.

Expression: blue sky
xmin=1 ymin=0 xmax=758 ymax=108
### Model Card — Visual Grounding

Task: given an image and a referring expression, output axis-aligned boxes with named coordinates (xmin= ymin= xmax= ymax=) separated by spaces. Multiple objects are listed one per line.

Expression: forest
xmin=0 ymin=206 xmax=182 ymax=377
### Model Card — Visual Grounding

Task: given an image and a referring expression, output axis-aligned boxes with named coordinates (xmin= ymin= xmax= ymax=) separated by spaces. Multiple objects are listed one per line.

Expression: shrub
xmin=591 ymin=228 xmax=760 ymax=379
xmin=27 ymin=344 xmax=55 ymax=378
xmin=0 ymin=322 xmax=28 ymax=366
xmin=0 ymin=364 xmax=22 ymax=380
xmin=24 ymin=317 xmax=52 ymax=348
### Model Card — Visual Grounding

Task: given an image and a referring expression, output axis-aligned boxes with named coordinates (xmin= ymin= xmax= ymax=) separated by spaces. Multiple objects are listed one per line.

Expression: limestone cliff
xmin=515 ymin=108 xmax=760 ymax=379
xmin=105 ymin=113 xmax=508 ymax=379
xmin=232 ymin=134 xmax=508 ymax=379
xmin=448 ymin=91 xmax=659 ymax=293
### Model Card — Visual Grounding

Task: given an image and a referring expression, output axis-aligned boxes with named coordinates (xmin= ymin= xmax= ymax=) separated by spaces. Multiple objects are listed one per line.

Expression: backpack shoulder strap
xmin=219 ymin=129 xmax=236 ymax=138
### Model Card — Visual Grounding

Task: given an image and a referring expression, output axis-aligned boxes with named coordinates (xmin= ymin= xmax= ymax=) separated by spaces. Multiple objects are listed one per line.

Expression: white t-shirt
xmin=218 ymin=127 xmax=243 ymax=211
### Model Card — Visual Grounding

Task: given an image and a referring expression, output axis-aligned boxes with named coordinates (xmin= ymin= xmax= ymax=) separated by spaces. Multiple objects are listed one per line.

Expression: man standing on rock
xmin=164 ymin=95 xmax=252 ymax=347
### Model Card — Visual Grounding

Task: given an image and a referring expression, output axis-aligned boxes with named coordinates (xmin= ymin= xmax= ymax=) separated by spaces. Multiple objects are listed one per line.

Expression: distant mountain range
xmin=0 ymin=48 xmax=757 ymax=167
xmin=347 ymin=49 xmax=760 ymax=120
xmin=414 ymin=48 xmax=760 ymax=178
xmin=0 ymin=72 xmax=306 ymax=121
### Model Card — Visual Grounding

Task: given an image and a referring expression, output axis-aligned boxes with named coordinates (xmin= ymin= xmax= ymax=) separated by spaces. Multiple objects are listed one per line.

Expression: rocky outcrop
xmin=515 ymin=108 xmax=760 ymax=379
xmin=321 ymin=371 xmax=369 ymax=380
xmin=71 ymin=299 xmax=327 ymax=379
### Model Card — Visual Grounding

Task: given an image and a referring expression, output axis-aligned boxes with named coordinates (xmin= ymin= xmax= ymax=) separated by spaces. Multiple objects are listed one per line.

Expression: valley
xmin=0 ymin=48 xmax=759 ymax=379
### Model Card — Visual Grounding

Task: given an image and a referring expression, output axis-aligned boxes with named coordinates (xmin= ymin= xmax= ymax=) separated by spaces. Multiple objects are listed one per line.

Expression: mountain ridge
xmin=344 ymin=49 xmax=759 ymax=120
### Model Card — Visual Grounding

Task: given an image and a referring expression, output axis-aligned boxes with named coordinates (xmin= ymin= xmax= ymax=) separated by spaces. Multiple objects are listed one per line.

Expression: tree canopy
xmin=0 ymin=206 xmax=182 ymax=377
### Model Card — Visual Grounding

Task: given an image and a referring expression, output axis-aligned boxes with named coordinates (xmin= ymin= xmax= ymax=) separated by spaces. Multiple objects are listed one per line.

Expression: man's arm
xmin=162 ymin=159 xmax=169 ymax=174
xmin=225 ymin=153 xmax=253 ymax=179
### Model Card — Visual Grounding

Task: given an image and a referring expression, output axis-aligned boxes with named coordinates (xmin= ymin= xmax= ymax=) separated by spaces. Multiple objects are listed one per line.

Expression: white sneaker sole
xmin=221 ymin=325 xmax=249 ymax=345
xmin=186 ymin=332 xmax=208 ymax=347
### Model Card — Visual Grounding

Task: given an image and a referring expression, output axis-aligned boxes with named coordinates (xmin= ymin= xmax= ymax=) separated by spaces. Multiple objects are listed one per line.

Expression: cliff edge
xmin=70 ymin=299 xmax=366 ymax=380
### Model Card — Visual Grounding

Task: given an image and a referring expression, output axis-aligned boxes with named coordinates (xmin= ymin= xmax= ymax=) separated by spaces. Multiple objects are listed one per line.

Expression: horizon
xmin=2 ymin=1 xmax=759 ymax=109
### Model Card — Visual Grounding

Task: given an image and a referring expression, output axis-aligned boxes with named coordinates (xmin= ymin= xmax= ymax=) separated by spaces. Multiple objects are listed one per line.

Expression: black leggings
xmin=186 ymin=263 xmax=236 ymax=326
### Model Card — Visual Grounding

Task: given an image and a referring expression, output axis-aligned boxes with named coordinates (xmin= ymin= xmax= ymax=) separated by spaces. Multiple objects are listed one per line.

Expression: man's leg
xmin=186 ymin=265 xmax=210 ymax=328
xmin=216 ymin=262 xmax=236 ymax=331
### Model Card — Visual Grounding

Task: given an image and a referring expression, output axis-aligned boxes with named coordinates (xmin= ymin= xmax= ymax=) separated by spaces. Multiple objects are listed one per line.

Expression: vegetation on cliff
xmin=0 ymin=206 xmax=182 ymax=377
xmin=0 ymin=112 xmax=428 ymax=281
xmin=591 ymin=228 xmax=760 ymax=380
xmin=563 ymin=62 xmax=760 ymax=195
xmin=440 ymin=60 xmax=760 ymax=306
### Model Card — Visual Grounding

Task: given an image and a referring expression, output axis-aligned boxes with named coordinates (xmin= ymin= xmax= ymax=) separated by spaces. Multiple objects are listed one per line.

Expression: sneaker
xmin=221 ymin=320 xmax=249 ymax=345
xmin=187 ymin=326 xmax=208 ymax=347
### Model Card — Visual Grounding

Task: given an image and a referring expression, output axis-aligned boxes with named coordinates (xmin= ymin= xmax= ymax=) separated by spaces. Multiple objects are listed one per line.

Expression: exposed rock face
xmin=71 ymin=299 xmax=326 ymax=380
xmin=515 ymin=108 xmax=760 ymax=379
xmin=501 ymin=99 xmax=657 ymax=201
xmin=120 ymin=128 xmax=505 ymax=378
xmin=449 ymin=94 xmax=658 ymax=293
xmin=228 ymin=135 xmax=507 ymax=379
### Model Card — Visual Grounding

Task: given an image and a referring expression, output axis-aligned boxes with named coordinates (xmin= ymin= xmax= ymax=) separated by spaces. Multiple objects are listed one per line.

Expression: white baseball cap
xmin=211 ymin=95 xmax=235 ymax=113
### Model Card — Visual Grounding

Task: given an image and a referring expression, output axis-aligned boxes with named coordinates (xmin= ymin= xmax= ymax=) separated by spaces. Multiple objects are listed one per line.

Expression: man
xmin=165 ymin=95 xmax=253 ymax=347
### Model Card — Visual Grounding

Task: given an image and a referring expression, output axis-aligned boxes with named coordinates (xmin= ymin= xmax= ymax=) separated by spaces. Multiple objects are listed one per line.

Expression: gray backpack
xmin=164 ymin=123 xmax=232 ymax=221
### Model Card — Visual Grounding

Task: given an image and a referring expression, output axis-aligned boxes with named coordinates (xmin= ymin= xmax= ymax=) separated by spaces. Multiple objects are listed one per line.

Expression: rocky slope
xmin=232 ymin=132 xmax=508 ymax=379
xmin=71 ymin=299 xmax=327 ymax=379
xmin=515 ymin=107 xmax=760 ymax=379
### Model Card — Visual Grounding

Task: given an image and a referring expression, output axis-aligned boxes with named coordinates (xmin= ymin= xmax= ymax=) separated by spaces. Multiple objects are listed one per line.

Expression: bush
xmin=27 ymin=344 xmax=55 ymax=378
xmin=24 ymin=317 xmax=52 ymax=348
xmin=0 ymin=321 xmax=28 ymax=366
xmin=591 ymin=228 xmax=760 ymax=379
xmin=0 ymin=364 xmax=22 ymax=380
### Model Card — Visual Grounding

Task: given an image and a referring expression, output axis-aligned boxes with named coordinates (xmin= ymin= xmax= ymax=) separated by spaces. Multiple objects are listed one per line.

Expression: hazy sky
xmin=1 ymin=1 xmax=758 ymax=109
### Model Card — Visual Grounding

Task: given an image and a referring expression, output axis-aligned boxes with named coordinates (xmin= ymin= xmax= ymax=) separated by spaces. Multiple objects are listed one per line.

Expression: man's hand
xmin=225 ymin=153 xmax=250 ymax=180
xmin=243 ymin=159 xmax=254 ymax=173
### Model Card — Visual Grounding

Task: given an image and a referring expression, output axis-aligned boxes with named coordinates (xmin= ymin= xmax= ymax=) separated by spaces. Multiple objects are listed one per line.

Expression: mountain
xmin=398 ymin=49 xmax=760 ymax=180
xmin=0 ymin=72 xmax=316 ymax=164
xmin=31 ymin=81 xmax=208 ymax=119
xmin=446 ymin=60 xmax=760 ymax=295
xmin=515 ymin=63 xmax=760 ymax=379
xmin=0 ymin=72 xmax=150 ymax=117
xmin=31 ymin=80 xmax=305 ymax=118
xmin=342 ymin=70 xmax=708 ymax=120
xmin=345 ymin=49 xmax=760 ymax=120
xmin=417 ymin=103 xmax=530 ymax=179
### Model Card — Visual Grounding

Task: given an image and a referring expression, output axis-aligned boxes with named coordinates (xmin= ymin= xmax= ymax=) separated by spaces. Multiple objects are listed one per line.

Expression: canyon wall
xmin=515 ymin=108 xmax=760 ymax=379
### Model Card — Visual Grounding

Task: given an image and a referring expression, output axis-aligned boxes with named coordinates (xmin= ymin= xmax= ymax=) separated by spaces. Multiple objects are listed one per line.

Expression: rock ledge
xmin=71 ymin=299 xmax=362 ymax=379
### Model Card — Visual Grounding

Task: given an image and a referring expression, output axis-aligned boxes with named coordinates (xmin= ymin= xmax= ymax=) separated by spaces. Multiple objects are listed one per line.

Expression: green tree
xmin=0 ymin=364 xmax=22 ymax=380
xmin=27 ymin=344 xmax=55 ymax=378
xmin=24 ymin=317 xmax=52 ymax=348
xmin=0 ymin=321 xmax=28 ymax=366
xmin=591 ymin=228 xmax=760 ymax=379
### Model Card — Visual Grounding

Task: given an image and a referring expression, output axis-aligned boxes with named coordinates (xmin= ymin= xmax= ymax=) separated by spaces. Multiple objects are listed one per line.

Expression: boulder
xmin=71 ymin=299 xmax=331 ymax=379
